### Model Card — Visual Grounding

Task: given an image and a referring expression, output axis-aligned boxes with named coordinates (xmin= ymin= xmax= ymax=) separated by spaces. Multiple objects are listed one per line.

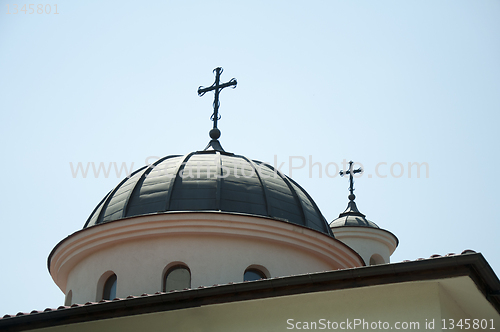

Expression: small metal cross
xmin=340 ymin=161 xmax=363 ymax=199
xmin=198 ymin=67 xmax=237 ymax=130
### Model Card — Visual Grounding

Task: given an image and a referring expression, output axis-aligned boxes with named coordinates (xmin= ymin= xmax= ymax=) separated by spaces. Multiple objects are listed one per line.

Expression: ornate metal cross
xmin=340 ymin=161 xmax=363 ymax=199
xmin=198 ymin=67 xmax=237 ymax=130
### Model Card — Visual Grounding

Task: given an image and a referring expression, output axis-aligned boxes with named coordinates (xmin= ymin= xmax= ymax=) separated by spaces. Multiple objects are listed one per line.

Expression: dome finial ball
xmin=210 ymin=128 xmax=221 ymax=140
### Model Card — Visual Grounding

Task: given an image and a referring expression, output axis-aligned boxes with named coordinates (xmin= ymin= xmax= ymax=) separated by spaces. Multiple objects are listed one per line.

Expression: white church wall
xmin=438 ymin=284 xmax=469 ymax=322
xmin=331 ymin=226 xmax=398 ymax=265
xmin=27 ymin=279 xmax=489 ymax=332
xmin=51 ymin=213 xmax=364 ymax=304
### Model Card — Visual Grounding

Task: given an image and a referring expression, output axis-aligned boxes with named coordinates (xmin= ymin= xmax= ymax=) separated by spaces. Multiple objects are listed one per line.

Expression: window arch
xmin=97 ymin=271 xmax=117 ymax=301
xmin=369 ymin=254 xmax=385 ymax=266
xmin=64 ymin=290 xmax=72 ymax=306
xmin=163 ymin=265 xmax=191 ymax=292
xmin=103 ymin=274 xmax=117 ymax=300
xmin=244 ymin=265 xmax=269 ymax=281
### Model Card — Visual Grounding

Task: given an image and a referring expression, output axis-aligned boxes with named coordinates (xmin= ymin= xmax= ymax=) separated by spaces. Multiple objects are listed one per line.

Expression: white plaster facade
xmin=330 ymin=226 xmax=398 ymax=265
xmin=18 ymin=276 xmax=500 ymax=332
xmin=49 ymin=212 xmax=364 ymax=304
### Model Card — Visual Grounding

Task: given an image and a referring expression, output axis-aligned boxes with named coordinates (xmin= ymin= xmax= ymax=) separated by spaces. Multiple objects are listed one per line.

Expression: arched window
xmin=244 ymin=268 xmax=267 ymax=281
xmin=164 ymin=266 xmax=191 ymax=292
xmin=102 ymin=274 xmax=117 ymax=300
xmin=64 ymin=290 xmax=72 ymax=306
xmin=369 ymin=254 xmax=385 ymax=266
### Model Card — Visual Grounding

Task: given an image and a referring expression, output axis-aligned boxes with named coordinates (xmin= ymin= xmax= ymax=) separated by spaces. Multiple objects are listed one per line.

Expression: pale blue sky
xmin=1 ymin=0 xmax=499 ymax=315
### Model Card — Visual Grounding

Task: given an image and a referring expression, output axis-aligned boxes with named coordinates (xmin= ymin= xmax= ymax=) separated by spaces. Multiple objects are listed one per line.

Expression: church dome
xmin=328 ymin=160 xmax=398 ymax=266
xmin=84 ymin=149 xmax=332 ymax=236
xmin=330 ymin=200 xmax=379 ymax=228
xmin=47 ymin=69 xmax=368 ymax=305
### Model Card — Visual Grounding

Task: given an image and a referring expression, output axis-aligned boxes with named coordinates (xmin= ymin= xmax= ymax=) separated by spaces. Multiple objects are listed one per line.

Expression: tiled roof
xmin=1 ymin=249 xmax=480 ymax=320
xmin=401 ymin=249 xmax=477 ymax=262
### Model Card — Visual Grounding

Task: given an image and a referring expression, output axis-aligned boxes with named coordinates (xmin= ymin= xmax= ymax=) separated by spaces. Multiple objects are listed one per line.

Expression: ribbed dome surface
xmin=329 ymin=201 xmax=379 ymax=229
xmin=330 ymin=215 xmax=379 ymax=228
xmin=84 ymin=150 xmax=332 ymax=236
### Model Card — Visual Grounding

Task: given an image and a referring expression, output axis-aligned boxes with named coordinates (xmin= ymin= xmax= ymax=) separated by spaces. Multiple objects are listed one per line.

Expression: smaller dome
xmin=329 ymin=201 xmax=379 ymax=228
xmin=329 ymin=197 xmax=399 ymax=266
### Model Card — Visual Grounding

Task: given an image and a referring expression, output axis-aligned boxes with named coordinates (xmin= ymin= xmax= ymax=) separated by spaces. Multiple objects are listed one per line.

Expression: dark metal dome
xmin=84 ymin=150 xmax=333 ymax=236
xmin=330 ymin=200 xmax=379 ymax=229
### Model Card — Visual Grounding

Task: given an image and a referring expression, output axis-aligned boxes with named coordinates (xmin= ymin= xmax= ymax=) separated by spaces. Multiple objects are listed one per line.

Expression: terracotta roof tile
xmin=0 ymin=249 xmax=481 ymax=320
